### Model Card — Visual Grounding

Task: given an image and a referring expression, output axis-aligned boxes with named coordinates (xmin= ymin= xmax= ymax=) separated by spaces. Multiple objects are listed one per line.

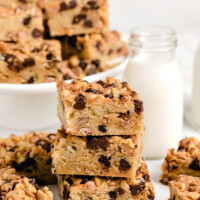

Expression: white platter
xmin=0 ymin=57 xmax=128 ymax=131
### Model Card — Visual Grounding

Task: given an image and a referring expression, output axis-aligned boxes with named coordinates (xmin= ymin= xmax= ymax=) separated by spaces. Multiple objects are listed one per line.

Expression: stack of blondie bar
xmin=0 ymin=0 xmax=128 ymax=84
xmin=52 ymin=77 xmax=155 ymax=199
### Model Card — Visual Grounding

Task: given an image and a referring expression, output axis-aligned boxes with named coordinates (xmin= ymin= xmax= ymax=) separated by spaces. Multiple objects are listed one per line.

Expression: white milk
xmin=191 ymin=44 xmax=200 ymax=130
xmin=122 ymin=26 xmax=183 ymax=158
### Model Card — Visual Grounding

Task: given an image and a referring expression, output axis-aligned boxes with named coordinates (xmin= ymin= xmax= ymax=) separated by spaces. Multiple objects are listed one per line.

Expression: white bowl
xmin=0 ymin=57 xmax=128 ymax=131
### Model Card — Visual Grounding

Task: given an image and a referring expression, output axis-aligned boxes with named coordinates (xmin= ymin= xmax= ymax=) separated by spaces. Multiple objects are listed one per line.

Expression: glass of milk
xmin=122 ymin=26 xmax=183 ymax=159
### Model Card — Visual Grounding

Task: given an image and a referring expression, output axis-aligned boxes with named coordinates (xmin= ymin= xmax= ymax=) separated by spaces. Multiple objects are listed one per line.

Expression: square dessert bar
xmin=0 ymin=131 xmax=56 ymax=185
xmin=61 ymin=55 xmax=106 ymax=80
xmin=160 ymin=137 xmax=200 ymax=184
xmin=0 ymin=168 xmax=53 ymax=200
xmin=57 ymin=161 xmax=155 ymax=200
xmin=45 ymin=0 xmax=109 ymax=36
xmin=169 ymin=175 xmax=200 ymax=200
xmin=57 ymin=77 xmax=144 ymax=136
xmin=0 ymin=40 xmax=62 ymax=84
xmin=62 ymin=31 xmax=128 ymax=61
xmin=0 ymin=3 xmax=44 ymax=42
xmin=52 ymin=128 xmax=143 ymax=178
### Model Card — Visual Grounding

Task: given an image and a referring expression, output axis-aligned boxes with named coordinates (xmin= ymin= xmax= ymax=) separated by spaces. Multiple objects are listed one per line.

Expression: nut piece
xmin=83 ymin=181 xmax=96 ymax=194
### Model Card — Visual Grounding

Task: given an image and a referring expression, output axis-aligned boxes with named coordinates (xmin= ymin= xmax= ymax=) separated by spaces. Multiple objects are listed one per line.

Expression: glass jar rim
xmin=129 ymin=25 xmax=177 ymax=51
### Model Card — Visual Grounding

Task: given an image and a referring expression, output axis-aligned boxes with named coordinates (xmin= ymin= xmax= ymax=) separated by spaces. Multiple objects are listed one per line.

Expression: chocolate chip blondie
xmin=0 ymin=168 xmax=53 ymax=200
xmin=52 ymin=128 xmax=143 ymax=178
xmin=45 ymin=0 xmax=109 ymax=36
xmin=0 ymin=131 xmax=56 ymax=185
xmin=57 ymin=77 xmax=144 ymax=136
xmin=0 ymin=3 xmax=44 ymax=42
xmin=62 ymin=31 xmax=128 ymax=61
xmin=57 ymin=161 xmax=155 ymax=200
xmin=61 ymin=55 xmax=106 ymax=80
xmin=160 ymin=137 xmax=200 ymax=184
xmin=0 ymin=40 xmax=62 ymax=84
xmin=169 ymin=175 xmax=200 ymax=200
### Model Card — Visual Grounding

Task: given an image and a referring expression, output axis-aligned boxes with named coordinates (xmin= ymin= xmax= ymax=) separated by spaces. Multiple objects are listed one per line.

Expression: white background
xmin=109 ymin=0 xmax=200 ymax=34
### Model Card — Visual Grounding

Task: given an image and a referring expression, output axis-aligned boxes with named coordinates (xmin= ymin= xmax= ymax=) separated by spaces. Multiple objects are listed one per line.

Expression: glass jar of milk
xmin=122 ymin=26 xmax=183 ymax=159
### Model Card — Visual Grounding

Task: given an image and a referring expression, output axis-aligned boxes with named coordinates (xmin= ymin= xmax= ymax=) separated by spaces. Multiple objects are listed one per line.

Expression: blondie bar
xmin=52 ymin=128 xmax=143 ymax=178
xmin=0 ymin=168 xmax=53 ymax=200
xmin=0 ymin=132 xmax=56 ymax=185
xmin=0 ymin=3 xmax=44 ymax=42
xmin=0 ymin=40 xmax=62 ymax=84
xmin=160 ymin=137 xmax=200 ymax=184
xmin=57 ymin=77 xmax=144 ymax=136
xmin=169 ymin=175 xmax=200 ymax=200
xmin=61 ymin=55 xmax=106 ymax=80
xmin=45 ymin=0 xmax=109 ymax=36
xmin=62 ymin=31 xmax=128 ymax=61
xmin=57 ymin=161 xmax=155 ymax=200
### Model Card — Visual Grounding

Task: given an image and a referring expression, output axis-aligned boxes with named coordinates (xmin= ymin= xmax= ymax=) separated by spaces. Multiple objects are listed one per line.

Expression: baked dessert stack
xmin=52 ymin=77 xmax=155 ymax=199
xmin=0 ymin=0 xmax=128 ymax=84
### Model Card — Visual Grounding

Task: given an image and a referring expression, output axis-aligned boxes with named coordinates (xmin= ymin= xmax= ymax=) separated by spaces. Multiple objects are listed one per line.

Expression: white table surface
xmin=0 ymin=29 xmax=200 ymax=200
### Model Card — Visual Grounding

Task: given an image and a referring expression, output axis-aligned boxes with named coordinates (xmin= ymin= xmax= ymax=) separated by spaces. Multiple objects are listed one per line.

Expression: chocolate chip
xmin=143 ymin=174 xmax=150 ymax=182
xmin=92 ymin=59 xmax=100 ymax=67
xmin=130 ymin=184 xmax=144 ymax=196
xmin=118 ymin=112 xmax=130 ymax=121
xmin=69 ymin=0 xmax=77 ymax=8
xmin=13 ymin=153 xmax=37 ymax=171
xmin=5 ymin=54 xmax=15 ymax=65
xmin=98 ymin=125 xmax=107 ymax=133
xmin=32 ymin=29 xmax=43 ymax=38
xmin=177 ymin=146 xmax=187 ymax=152
xmin=189 ymin=158 xmax=200 ymax=170
xmin=96 ymin=80 xmax=106 ymax=87
xmin=73 ymin=94 xmax=85 ymax=110
xmin=18 ymin=0 xmax=27 ymax=3
xmin=109 ymin=188 xmax=125 ymax=199
xmin=63 ymin=73 xmax=72 ymax=80
xmin=119 ymin=159 xmax=131 ymax=171
xmin=104 ymin=94 xmax=114 ymax=99
xmin=35 ymin=139 xmax=51 ymax=153
xmin=73 ymin=14 xmax=86 ymax=24
xmin=12 ymin=181 xmax=19 ymax=190
xmin=130 ymin=91 xmax=136 ymax=97
xmin=134 ymin=100 xmax=143 ymax=114
xmin=88 ymin=1 xmax=99 ymax=9
xmin=121 ymin=82 xmax=128 ymax=88
xmin=148 ymin=195 xmax=155 ymax=200
xmin=98 ymin=155 xmax=110 ymax=168
xmin=85 ymin=88 xmax=102 ymax=94
xmin=119 ymin=95 xmax=123 ymax=99
xmin=27 ymin=76 xmax=34 ymax=84
xmin=84 ymin=20 xmax=93 ymax=27
xmin=23 ymin=58 xmax=35 ymax=67
xmin=23 ymin=16 xmax=31 ymax=26
xmin=96 ymin=41 xmax=102 ymax=51
xmin=79 ymin=61 xmax=88 ymax=70
xmin=46 ymin=52 xmax=55 ymax=60
xmin=60 ymin=2 xmax=68 ymax=11
xmin=87 ymin=68 xmax=97 ymax=75
xmin=109 ymin=191 xmax=117 ymax=199
xmin=87 ymin=136 xmax=109 ymax=150
xmin=63 ymin=185 xmax=70 ymax=199
xmin=105 ymin=83 xmax=115 ymax=88
xmin=32 ymin=47 xmax=40 ymax=53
